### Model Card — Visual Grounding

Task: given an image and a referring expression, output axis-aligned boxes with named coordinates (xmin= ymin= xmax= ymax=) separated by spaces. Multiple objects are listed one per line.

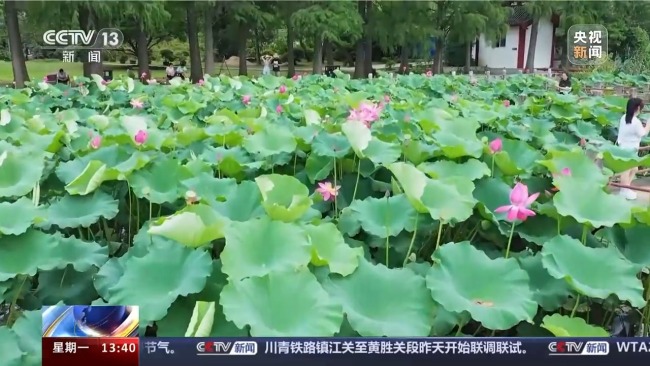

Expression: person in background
xmin=176 ymin=60 xmax=187 ymax=80
xmin=616 ymin=97 xmax=650 ymax=200
xmin=165 ymin=63 xmax=176 ymax=81
xmin=261 ymin=54 xmax=272 ymax=76
xmin=558 ymin=72 xmax=572 ymax=94
xmin=56 ymin=68 xmax=69 ymax=84
xmin=271 ymin=53 xmax=281 ymax=76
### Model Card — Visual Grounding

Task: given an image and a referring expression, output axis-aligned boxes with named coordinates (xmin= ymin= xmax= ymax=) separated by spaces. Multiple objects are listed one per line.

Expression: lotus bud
xmin=185 ymin=190 xmax=199 ymax=204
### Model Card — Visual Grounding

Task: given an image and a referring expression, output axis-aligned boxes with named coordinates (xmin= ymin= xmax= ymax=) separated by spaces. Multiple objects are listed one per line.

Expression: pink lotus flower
xmin=276 ymin=105 xmax=283 ymax=114
xmin=130 ymin=99 xmax=144 ymax=108
xmin=279 ymin=85 xmax=287 ymax=93
xmin=242 ymin=95 xmax=251 ymax=105
xmin=384 ymin=95 xmax=391 ymax=103
xmin=425 ymin=70 xmax=433 ymax=77
xmin=495 ymin=183 xmax=539 ymax=222
xmin=579 ymin=138 xmax=586 ymax=146
xmin=316 ymin=181 xmax=340 ymax=202
xmin=90 ymin=135 xmax=101 ymax=149
xmin=292 ymin=74 xmax=301 ymax=81
xmin=198 ymin=79 xmax=204 ymax=85
xmin=348 ymin=102 xmax=383 ymax=128
xmin=489 ymin=138 xmax=503 ymax=154
xmin=503 ymin=100 xmax=510 ymax=107
xmin=134 ymin=130 xmax=148 ymax=145
xmin=550 ymin=168 xmax=572 ymax=192
xmin=140 ymin=72 xmax=147 ymax=79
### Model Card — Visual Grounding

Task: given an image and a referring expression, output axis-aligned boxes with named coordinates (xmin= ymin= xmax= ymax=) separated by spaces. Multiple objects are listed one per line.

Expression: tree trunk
xmin=4 ymin=0 xmax=29 ymax=87
xmin=204 ymin=7 xmax=215 ymax=74
xmin=254 ymin=27 xmax=261 ymax=65
xmin=78 ymin=4 xmax=103 ymax=77
xmin=463 ymin=40 xmax=472 ymax=74
xmin=353 ymin=0 xmax=366 ymax=78
xmin=362 ymin=1 xmax=373 ymax=76
xmin=186 ymin=1 xmax=203 ymax=82
xmin=324 ymin=39 xmax=334 ymax=66
xmin=237 ymin=22 xmax=249 ymax=75
xmin=312 ymin=34 xmax=324 ymax=75
xmin=285 ymin=16 xmax=296 ymax=77
xmin=399 ymin=44 xmax=409 ymax=73
xmin=432 ymin=37 xmax=444 ymax=74
xmin=525 ymin=18 xmax=540 ymax=72
xmin=136 ymin=19 xmax=149 ymax=79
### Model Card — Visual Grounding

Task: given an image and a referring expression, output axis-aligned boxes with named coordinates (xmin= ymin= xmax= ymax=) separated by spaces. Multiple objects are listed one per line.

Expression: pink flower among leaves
xmin=503 ymin=100 xmax=511 ymax=107
xmin=292 ymin=74 xmax=301 ymax=81
xmin=384 ymin=95 xmax=391 ymax=103
xmin=140 ymin=72 xmax=147 ymax=79
xmin=316 ymin=181 xmax=340 ymax=202
xmin=242 ymin=95 xmax=251 ymax=105
xmin=348 ymin=102 xmax=383 ymax=128
xmin=130 ymin=99 xmax=144 ymax=109
xmin=278 ymin=85 xmax=287 ymax=93
xmin=550 ymin=167 xmax=572 ymax=192
xmin=134 ymin=130 xmax=148 ymax=145
xmin=276 ymin=105 xmax=283 ymax=114
xmin=198 ymin=79 xmax=205 ymax=86
xmin=425 ymin=70 xmax=433 ymax=77
xmin=489 ymin=138 xmax=503 ymax=154
xmin=494 ymin=183 xmax=539 ymax=222
xmin=90 ymin=135 xmax=101 ymax=149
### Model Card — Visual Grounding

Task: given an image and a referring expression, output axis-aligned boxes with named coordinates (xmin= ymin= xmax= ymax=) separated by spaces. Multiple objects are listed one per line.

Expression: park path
xmin=611 ymin=176 xmax=650 ymax=205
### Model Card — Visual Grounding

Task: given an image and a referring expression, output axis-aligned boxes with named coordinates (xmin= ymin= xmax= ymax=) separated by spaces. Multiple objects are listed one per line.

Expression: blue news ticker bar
xmin=138 ymin=337 xmax=650 ymax=366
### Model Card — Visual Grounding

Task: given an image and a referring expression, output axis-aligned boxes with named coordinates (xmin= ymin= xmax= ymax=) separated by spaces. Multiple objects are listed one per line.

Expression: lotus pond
xmin=2 ymin=72 xmax=650 ymax=364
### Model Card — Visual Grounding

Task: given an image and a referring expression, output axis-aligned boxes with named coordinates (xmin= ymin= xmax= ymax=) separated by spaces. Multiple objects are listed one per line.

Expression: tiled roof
xmin=508 ymin=6 xmax=532 ymax=25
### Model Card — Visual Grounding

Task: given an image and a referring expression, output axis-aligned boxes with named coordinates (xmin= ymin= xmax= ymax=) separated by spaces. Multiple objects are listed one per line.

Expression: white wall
xmin=476 ymin=18 xmax=554 ymax=69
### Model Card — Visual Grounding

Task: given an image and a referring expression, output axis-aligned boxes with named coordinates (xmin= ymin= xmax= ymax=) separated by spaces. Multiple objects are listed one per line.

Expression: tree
xmin=292 ymin=1 xmax=362 ymax=74
xmin=225 ymin=1 xmax=275 ymax=75
xmin=185 ymin=1 xmax=203 ymax=82
xmin=524 ymin=1 xmax=555 ymax=71
xmin=4 ymin=0 xmax=29 ymax=87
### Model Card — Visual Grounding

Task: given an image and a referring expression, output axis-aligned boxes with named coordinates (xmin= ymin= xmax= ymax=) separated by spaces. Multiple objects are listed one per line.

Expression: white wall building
xmin=474 ymin=5 xmax=559 ymax=70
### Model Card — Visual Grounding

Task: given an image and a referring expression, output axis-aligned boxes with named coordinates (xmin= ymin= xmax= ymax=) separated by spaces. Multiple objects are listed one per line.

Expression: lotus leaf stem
xmin=435 ymin=222 xmax=444 ymax=251
xmin=292 ymin=153 xmax=297 ymax=175
xmin=570 ymin=294 xmax=581 ymax=318
xmin=127 ymin=185 xmax=132 ymax=244
xmin=504 ymin=221 xmax=516 ymax=259
xmin=557 ymin=217 xmax=561 ymax=234
xmin=385 ymin=194 xmax=391 ymax=266
xmin=333 ymin=157 xmax=338 ymax=216
xmin=490 ymin=155 xmax=495 ymax=178
xmin=149 ymin=200 xmax=153 ymax=221
xmin=581 ymin=225 xmax=588 ymax=245
xmin=403 ymin=214 xmax=419 ymax=266
xmin=136 ymin=197 xmax=140 ymax=232
xmin=352 ymin=158 xmax=361 ymax=202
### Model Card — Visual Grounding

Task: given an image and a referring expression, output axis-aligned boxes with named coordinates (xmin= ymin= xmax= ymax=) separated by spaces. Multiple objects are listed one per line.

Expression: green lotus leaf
xmin=323 ymin=258 xmax=435 ymax=336
xmin=10 ymin=310 xmax=42 ymax=366
xmin=493 ymin=139 xmax=544 ymax=176
xmin=363 ymin=139 xmax=402 ymax=166
xmin=420 ymin=177 xmax=477 ymax=223
xmin=221 ymin=216 xmax=311 ymax=281
xmin=433 ymin=117 xmax=483 ymax=158
xmin=0 ymin=230 xmax=108 ymax=281
xmin=180 ymin=174 xmax=237 ymax=204
xmin=553 ymin=182 xmax=633 ymax=227
xmin=243 ymin=124 xmax=297 ymax=157
xmin=541 ymin=314 xmax=609 ymax=337
xmin=538 ymin=149 xmax=609 ymax=186
xmin=347 ymin=194 xmax=418 ymax=237
xmin=601 ymin=144 xmax=650 ymax=173
xmin=128 ymin=158 xmax=192 ymax=203
xmin=36 ymin=265 xmax=99 ymax=304
xmin=149 ymin=204 xmax=229 ymax=248
xmin=220 ymin=269 xmax=343 ymax=336
xmin=0 ymin=149 xmax=44 ymax=198
xmin=513 ymin=214 xmax=559 ymax=246
xmin=305 ymin=153 xmax=334 ymax=183
xmin=311 ymin=132 xmax=351 ymax=158
xmin=304 ymin=223 xmax=363 ymax=276
xmin=541 ymin=235 xmax=645 ymax=308
xmin=387 ymin=162 xmax=429 ymax=212
xmin=0 ymin=326 xmax=26 ymax=366
xmin=184 ymin=301 xmax=216 ymax=337
xmin=64 ymin=160 xmax=109 ymax=195
xmin=255 ymin=174 xmax=312 ymax=222
xmin=43 ymin=190 xmax=119 ymax=229
xmin=473 ymin=177 xmax=513 ymax=223
xmin=341 ymin=120 xmax=372 ymax=157
xmin=426 ymin=241 xmax=537 ymax=330
xmin=600 ymin=225 xmax=650 ymax=268
xmin=211 ymin=180 xmax=266 ymax=221
xmin=418 ymin=159 xmax=490 ymax=181
xmin=517 ymin=254 xmax=572 ymax=311
xmin=104 ymin=239 xmax=213 ymax=323
xmin=0 ymin=197 xmax=42 ymax=235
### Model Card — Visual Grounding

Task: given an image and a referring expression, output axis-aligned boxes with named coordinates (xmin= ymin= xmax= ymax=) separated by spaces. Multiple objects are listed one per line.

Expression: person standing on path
xmin=271 ymin=53 xmax=281 ymax=76
xmin=616 ymin=97 xmax=650 ymax=200
xmin=165 ymin=63 xmax=176 ymax=82
xmin=261 ymin=54 xmax=272 ymax=76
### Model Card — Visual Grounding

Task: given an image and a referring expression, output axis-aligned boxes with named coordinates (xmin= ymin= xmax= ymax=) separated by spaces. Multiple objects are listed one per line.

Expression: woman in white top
xmin=261 ymin=55 xmax=272 ymax=75
xmin=617 ymin=97 xmax=650 ymax=199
